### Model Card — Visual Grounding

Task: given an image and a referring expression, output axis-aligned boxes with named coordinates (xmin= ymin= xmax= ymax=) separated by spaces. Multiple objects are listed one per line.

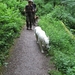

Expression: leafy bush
xmin=66 ymin=16 xmax=75 ymax=29
xmin=49 ymin=5 xmax=75 ymax=29
xmin=48 ymin=70 xmax=62 ymax=75
xmin=18 ymin=1 xmax=27 ymax=15
xmin=41 ymin=3 xmax=53 ymax=15
xmin=34 ymin=0 xmax=53 ymax=16
xmin=1 ymin=0 xmax=19 ymax=8
xmin=34 ymin=0 xmax=45 ymax=16
xmin=38 ymin=14 xmax=75 ymax=54
xmin=0 ymin=0 xmax=25 ymax=66
xmin=36 ymin=0 xmax=75 ymax=29
xmin=61 ymin=0 xmax=75 ymax=17
xmin=54 ymin=51 xmax=75 ymax=75
xmin=38 ymin=14 xmax=75 ymax=75
xmin=36 ymin=0 xmax=75 ymax=74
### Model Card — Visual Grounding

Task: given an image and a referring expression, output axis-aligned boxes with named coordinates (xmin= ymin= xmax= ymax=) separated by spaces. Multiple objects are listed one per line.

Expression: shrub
xmin=34 ymin=0 xmax=53 ymax=16
xmin=0 ymin=1 xmax=25 ymax=66
xmin=38 ymin=14 xmax=75 ymax=55
xmin=38 ymin=14 xmax=75 ymax=75
xmin=48 ymin=70 xmax=62 ymax=75
xmin=54 ymin=51 xmax=75 ymax=75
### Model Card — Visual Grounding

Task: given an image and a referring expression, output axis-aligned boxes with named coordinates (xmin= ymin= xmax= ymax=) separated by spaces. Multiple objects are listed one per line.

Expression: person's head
xmin=28 ymin=0 xmax=33 ymax=5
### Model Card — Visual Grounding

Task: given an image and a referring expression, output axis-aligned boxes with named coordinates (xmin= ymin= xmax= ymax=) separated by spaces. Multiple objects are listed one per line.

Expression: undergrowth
xmin=38 ymin=14 xmax=75 ymax=75
xmin=0 ymin=1 xmax=26 ymax=66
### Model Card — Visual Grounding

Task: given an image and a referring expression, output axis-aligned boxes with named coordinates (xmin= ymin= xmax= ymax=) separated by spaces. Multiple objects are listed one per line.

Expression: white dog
xmin=34 ymin=26 xmax=50 ymax=53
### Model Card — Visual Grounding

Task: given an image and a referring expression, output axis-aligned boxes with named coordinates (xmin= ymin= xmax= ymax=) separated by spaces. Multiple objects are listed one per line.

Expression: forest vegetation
xmin=0 ymin=0 xmax=26 ymax=66
xmin=35 ymin=0 xmax=75 ymax=75
xmin=0 ymin=0 xmax=75 ymax=75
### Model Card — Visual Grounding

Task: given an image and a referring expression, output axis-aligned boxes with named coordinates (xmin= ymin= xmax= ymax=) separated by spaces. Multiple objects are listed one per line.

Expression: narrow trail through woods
xmin=2 ymin=25 xmax=55 ymax=75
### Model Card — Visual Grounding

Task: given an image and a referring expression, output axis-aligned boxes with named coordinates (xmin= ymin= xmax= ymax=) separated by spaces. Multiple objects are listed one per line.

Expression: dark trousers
xmin=26 ymin=13 xmax=33 ymax=29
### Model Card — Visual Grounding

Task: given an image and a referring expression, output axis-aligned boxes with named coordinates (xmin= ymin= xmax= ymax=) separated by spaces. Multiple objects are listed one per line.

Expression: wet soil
xmin=2 ymin=25 xmax=55 ymax=75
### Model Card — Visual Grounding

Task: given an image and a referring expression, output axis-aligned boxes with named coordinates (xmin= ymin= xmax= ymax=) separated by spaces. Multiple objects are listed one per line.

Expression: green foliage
xmin=34 ymin=0 xmax=45 ymax=16
xmin=0 ymin=0 xmax=25 ymax=66
xmin=61 ymin=0 xmax=75 ymax=17
xmin=34 ymin=0 xmax=44 ymax=5
xmin=66 ymin=16 xmax=75 ymax=29
xmin=41 ymin=3 xmax=53 ymax=15
xmin=45 ymin=5 xmax=74 ymax=29
xmin=38 ymin=14 xmax=75 ymax=75
xmin=18 ymin=1 xmax=27 ymax=15
xmin=36 ymin=0 xmax=75 ymax=74
xmin=49 ymin=5 xmax=75 ymax=29
xmin=50 ymin=5 xmax=67 ymax=20
xmin=48 ymin=70 xmax=62 ymax=75
xmin=35 ymin=0 xmax=75 ymax=29
xmin=1 ymin=0 xmax=19 ymax=8
xmin=34 ymin=0 xmax=53 ymax=16
xmin=38 ymin=15 xmax=75 ymax=55
xmin=54 ymin=51 xmax=75 ymax=75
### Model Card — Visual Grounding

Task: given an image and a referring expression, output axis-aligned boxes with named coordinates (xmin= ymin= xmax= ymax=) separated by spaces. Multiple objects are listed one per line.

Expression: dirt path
xmin=2 ymin=25 xmax=55 ymax=75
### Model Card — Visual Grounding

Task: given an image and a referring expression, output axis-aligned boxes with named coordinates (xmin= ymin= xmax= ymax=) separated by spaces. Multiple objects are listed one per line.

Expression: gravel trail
xmin=2 ymin=25 xmax=54 ymax=75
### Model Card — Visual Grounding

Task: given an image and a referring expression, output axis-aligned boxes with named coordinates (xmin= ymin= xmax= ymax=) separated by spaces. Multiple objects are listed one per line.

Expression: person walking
xmin=24 ymin=0 xmax=34 ymax=30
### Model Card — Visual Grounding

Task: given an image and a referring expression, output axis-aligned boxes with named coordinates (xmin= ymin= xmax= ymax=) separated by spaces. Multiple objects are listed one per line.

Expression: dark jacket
xmin=25 ymin=5 xmax=34 ymax=15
